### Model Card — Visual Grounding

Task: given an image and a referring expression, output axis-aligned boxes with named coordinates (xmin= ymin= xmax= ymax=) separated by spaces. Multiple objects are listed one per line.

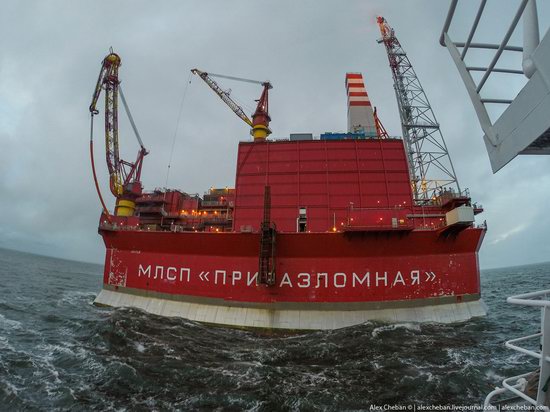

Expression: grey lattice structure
xmin=377 ymin=17 xmax=461 ymax=204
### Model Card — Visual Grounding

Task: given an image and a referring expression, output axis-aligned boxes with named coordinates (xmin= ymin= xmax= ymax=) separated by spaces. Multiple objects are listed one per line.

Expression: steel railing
xmin=484 ymin=289 xmax=550 ymax=409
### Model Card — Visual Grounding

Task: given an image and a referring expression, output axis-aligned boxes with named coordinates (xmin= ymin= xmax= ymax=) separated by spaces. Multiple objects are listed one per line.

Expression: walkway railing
xmin=484 ymin=289 xmax=550 ymax=409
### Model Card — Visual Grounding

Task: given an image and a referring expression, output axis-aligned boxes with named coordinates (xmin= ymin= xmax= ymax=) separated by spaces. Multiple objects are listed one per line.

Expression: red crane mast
xmin=89 ymin=51 xmax=147 ymax=216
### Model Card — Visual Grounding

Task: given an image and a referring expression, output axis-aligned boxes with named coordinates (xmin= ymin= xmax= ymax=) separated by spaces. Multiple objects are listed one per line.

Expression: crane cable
xmin=166 ymin=71 xmax=193 ymax=187
xmin=207 ymin=72 xmax=265 ymax=86
xmin=119 ymin=85 xmax=145 ymax=149
xmin=89 ymin=114 xmax=112 ymax=222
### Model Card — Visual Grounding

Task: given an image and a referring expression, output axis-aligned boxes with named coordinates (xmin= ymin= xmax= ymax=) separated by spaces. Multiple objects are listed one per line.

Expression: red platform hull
xmin=95 ymin=139 xmax=486 ymax=329
xmin=99 ymin=227 xmax=485 ymax=309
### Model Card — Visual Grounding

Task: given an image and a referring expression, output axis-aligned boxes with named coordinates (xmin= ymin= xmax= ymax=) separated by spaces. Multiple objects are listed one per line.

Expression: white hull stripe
xmin=95 ymin=289 xmax=487 ymax=330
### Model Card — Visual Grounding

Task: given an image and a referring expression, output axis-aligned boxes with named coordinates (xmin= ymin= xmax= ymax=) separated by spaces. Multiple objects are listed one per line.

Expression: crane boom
xmin=191 ymin=68 xmax=272 ymax=140
xmin=90 ymin=53 xmax=122 ymax=187
xmin=191 ymin=69 xmax=253 ymax=127
xmin=89 ymin=51 xmax=147 ymax=217
xmin=377 ymin=16 xmax=460 ymax=203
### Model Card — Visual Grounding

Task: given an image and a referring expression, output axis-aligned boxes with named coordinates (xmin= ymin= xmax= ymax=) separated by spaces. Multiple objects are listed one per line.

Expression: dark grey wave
xmin=0 ymin=248 xmax=546 ymax=411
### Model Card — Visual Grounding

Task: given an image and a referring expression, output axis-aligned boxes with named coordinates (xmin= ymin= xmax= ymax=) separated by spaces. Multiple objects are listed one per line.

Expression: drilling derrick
xmin=377 ymin=16 xmax=460 ymax=203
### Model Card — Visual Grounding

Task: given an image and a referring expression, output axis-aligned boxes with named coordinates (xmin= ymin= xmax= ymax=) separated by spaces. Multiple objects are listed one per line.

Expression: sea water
xmin=0 ymin=247 xmax=548 ymax=410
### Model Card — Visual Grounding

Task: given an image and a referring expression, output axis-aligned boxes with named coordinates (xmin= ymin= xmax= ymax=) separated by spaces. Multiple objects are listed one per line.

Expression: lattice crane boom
xmin=191 ymin=69 xmax=253 ymax=127
xmin=89 ymin=51 xmax=147 ymax=217
xmin=191 ymin=68 xmax=272 ymax=140
xmin=377 ymin=16 xmax=460 ymax=202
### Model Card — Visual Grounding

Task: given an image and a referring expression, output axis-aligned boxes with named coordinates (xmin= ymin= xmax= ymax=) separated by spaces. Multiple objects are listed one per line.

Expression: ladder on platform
xmin=258 ymin=186 xmax=276 ymax=286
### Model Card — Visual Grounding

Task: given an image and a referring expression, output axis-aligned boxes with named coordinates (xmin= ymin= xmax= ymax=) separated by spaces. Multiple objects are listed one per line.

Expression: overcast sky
xmin=1 ymin=0 xmax=549 ymax=269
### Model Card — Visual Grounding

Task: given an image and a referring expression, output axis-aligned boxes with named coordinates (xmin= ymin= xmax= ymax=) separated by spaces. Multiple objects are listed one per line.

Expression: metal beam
xmin=443 ymin=33 xmax=498 ymax=146
xmin=480 ymin=98 xmax=513 ymax=104
xmin=467 ymin=67 xmax=524 ymax=75
xmin=461 ymin=0 xmax=487 ymax=59
xmin=476 ymin=0 xmax=530 ymax=92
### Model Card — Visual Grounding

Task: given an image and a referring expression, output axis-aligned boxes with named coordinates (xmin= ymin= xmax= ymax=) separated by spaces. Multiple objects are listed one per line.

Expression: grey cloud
xmin=1 ymin=0 xmax=549 ymax=268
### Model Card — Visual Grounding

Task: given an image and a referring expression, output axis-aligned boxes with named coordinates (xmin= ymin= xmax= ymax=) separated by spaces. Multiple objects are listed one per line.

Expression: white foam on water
xmin=148 ymin=339 xmax=176 ymax=355
xmin=0 ymin=313 xmax=22 ymax=330
xmin=215 ymin=364 xmax=262 ymax=385
xmin=0 ymin=336 xmax=16 ymax=352
xmin=445 ymin=348 xmax=482 ymax=371
xmin=299 ymin=370 xmax=330 ymax=387
xmin=1 ymin=378 xmax=20 ymax=397
xmin=416 ymin=368 xmax=436 ymax=383
xmin=144 ymin=396 xmax=156 ymax=408
xmin=105 ymin=357 xmax=139 ymax=376
xmin=485 ymin=369 xmax=506 ymax=383
xmin=224 ymin=395 xmax=262 ymax=411
xmin=58 ymin=290 xmax=97 ymax=305
xmin=371 ymin=322 xmax=421 ymax=338
xmin=243 ymin=400 xmax=264 ymax=412
xmin=38 ymin=343 xmax=78 ymax=358
xmin=67 ymin=387 xmax=77 ymax=401
xmin=30 ymin=343 xmax=68 ymax=392
xmin=81 ymin=355 xmax=107 ymax=376
xmin=233 ymin=360 xmax=263 ymax=368
xmin=134 ymin=342 xmax=146 ymax=353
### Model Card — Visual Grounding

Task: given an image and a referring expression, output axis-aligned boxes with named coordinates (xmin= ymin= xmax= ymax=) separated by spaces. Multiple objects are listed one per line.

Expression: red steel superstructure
xmin=95 ymin=134 xmax=485 ymax=329
xmin=92 ymin=27 xmax=486 ymax=329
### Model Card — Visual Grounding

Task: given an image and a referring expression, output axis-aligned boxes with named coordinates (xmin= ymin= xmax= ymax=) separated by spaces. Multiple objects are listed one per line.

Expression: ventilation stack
xmin=345 ymin=73 xmax=377 ymax=137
